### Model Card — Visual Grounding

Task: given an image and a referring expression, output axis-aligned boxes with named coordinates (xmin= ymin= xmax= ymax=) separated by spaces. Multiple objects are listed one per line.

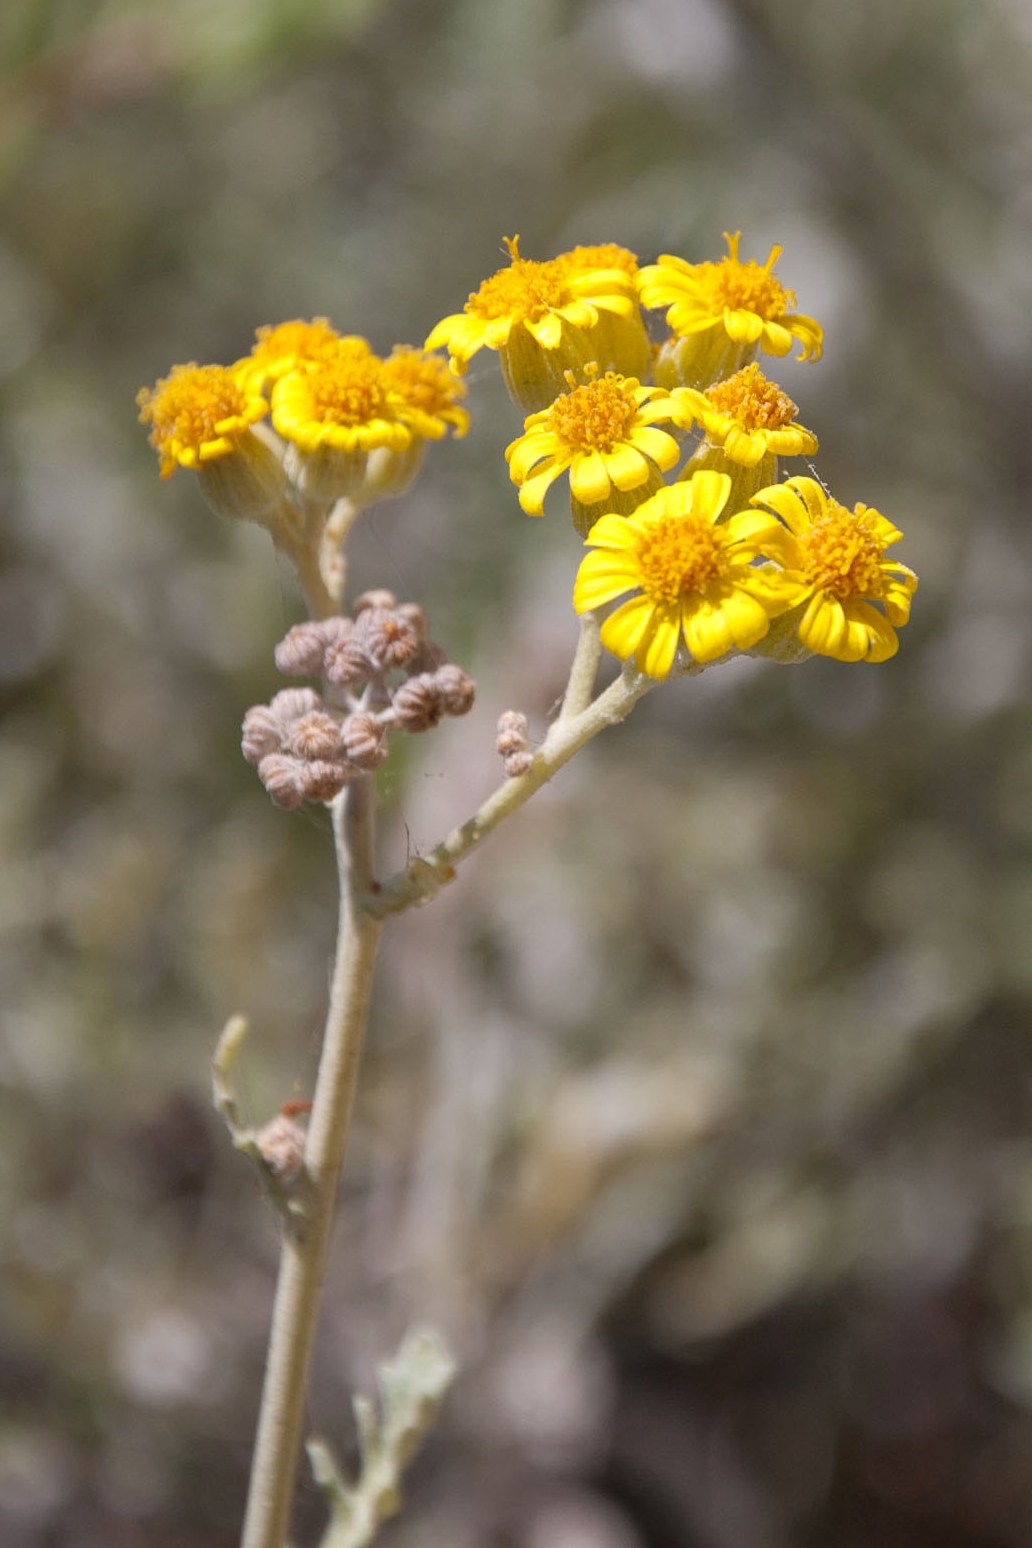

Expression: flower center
xmin=142 ymin=364 xmax=250 ymax=449
xmin=561 ymin=243 xmax=639 ymax=277
xmin=382 ymin=348 xmax=463 ymax=414
xmin=252 ymin=319 xmax=342 ymax=366
xmin=803 ymin=503 xmax=888 ymax=600
xmin=307 ymin=352 xmax=388 ymax=425
xmin=700 ymin=233 xmax=794 ymax=320
xmin=704 ymin=363 xmax=798 ymax=429
xmin=548 ymin=373 xmax=639 ymax=451
xmin=635 ymin=516 xmax=727 ymax=604
xmin=468 ymin=236 xmax=570 ymax=322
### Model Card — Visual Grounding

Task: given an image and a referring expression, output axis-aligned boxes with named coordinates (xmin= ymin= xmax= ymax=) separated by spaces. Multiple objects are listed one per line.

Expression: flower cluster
xmin=137 ymin=319 xmax=468 ymax=529
xmin=242 ymin=591 xmax=475 ymax=809
xmin=426 ymin=231 xmax=917 ymax=672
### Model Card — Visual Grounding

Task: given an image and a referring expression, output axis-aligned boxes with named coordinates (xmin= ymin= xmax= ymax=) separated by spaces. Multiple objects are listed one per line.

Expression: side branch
xmin=365 ymin=666 xmax=654 ymax=919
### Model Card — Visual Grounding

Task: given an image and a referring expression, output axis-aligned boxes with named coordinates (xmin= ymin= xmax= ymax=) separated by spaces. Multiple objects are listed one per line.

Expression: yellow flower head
xmin=136 ymin=363 xmax=269 ymax=479
xmin=234 ymin=318 xmax=350 ymax=395
xmin=425 ymin=236 xmax=646 ymax=413
xmin=640 ymin=233 xmax=823 ymax=386
xmin=573 ymin=470 xmax=804 ymax=678
xmin=561 ymin=243 xmax=640 ymax=279
xmin=380 ymin=345 xmax=470 ymax=440
xmin=751 ymin=477 xmax=918 ymax=662
xmin=673 ymin=363 xmax=819 ymax=468
xmin=506 ymin=369 xmax=682 ymax=519
xmin=270 ymin=343 xmax=410 ymax=456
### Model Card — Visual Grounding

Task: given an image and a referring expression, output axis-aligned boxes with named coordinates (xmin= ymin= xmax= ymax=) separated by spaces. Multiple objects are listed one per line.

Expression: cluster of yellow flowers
xmin=138 ymin=231 xmax=917 ymax=675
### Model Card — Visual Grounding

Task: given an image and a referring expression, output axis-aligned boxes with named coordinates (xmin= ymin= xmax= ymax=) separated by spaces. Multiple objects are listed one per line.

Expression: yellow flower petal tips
xmin=425 ymin=236 xmax=650 ymax=414
xmin=640 ymin=232 xmax=824 ymax=389
xmin=505 ymin=368 xmax=683 ymax=533
xmin=750 ymin=477 xmax=918 ymax=662
xmin=572 ymin=471 xmax=804 ymax=679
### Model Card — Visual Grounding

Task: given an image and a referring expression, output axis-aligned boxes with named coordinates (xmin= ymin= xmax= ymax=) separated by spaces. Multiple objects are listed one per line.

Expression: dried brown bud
xmin=391 ymin=673 xmax=442 ymax=732
xmin=353 ymin=588 xmax=398 ymax=614
xmin=254 ymin=1112 xmax=307 ymax=1183
xmin=324 ymin=637 xmax=370 ymax=688
xmin=341 ymin=711 xmax=388 ymax=769
xmin=503 ymin=750 xmax=535 ymax=778
xmin=299 ymin=760 xmax=352 ymax=803
xmin=433 ymin=664 xmax=476 ymax=716
xmin=242 ymin=704 xmax=285 ymax=765
xmin=275 ymin=622 xmax=329 ymax=678
xmin=269 ymin=686 xmax=321 ymax=724
xmin=287 ymin=710 xmax=345 ymax=763
xmin=258 ymin=753 xmax=307 ymax=810
xmin=353 ymin=607 xmax=421 ymax=670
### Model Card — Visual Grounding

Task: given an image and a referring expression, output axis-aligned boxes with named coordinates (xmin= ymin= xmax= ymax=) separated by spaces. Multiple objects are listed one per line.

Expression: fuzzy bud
xmin=287 ymin=710 xmax=345 ymax=763
xmin=269 ymin=687 xmax=321 ymax=724
xmin=433 ymin=664 xmax=476 ymax=716
xmin=341 ymin=711 xmax=388 ymax=769
xmin=496 ymin=709 xmax=529 ymax=758
xmin=353 ymin=589 xmax=398 ymax=615
xmin=395 ymin=602 xmax=428 ymax=641
xmin=254 ymin=1112 xmax=307 ymax=1183
xmin=391 ymin=673 xmax=443 ymax=732
xmin=258 ymin=753 xmax=308 ymax=810
xmin=411 ymin=638 xmax=448 ymax=674
xmin=242 ymin=704 xmax=285 ymax=766
xmin=274 ymin=618 xmax=352 ymax=678
xmin=300 ymin=760 xmax=352 ymax=803
xmin=503 ymin=750 xmax=535 ymax=778
xmin=353 ymin=607 xmax=421 ymax=671
xmin=324 ymin=637 xmax=371 ymax=689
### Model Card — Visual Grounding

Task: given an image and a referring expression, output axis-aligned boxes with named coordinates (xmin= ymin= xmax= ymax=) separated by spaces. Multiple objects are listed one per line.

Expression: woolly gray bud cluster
xmin=496 ymin=710 xmax=534 ymax=778
xmin=243 ymin=591 xmax=475 ymax=809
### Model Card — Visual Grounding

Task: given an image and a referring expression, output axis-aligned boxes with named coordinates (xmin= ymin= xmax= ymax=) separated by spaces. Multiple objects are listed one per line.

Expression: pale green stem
xmin=559 ymin=611 xmax=603 ymax=720
xmin=365 ymin=665 xmax=655 ymax=919
xmin=240 ymin=776 xmax=384 ymax=1548
xmin=319 ymin=497 xmax=363 ymax=608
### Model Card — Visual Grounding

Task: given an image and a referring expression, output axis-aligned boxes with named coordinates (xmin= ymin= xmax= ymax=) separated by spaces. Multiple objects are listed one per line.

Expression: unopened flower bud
xmin=258 ymin=753 xmax=307 ymax=810
xmin=354 ymin=607 xmax=421 ymax=670
xmin=341 ymin=711 xmax=388 ymax=769
xmin=395 ymin=602 xmax=428 ymax=641
xmin=433 ymin=664 xmax=476 ymax=716
xmin=391 ymin=673 xmax=442 ymax=732
xmin=275 ymin=619 xmax=350 ymax=677
xmin=324 ymin=637 xmax=371 ymax=688
xmin=269 ymin=687 xmax=321 ymax=723
xmin=496 ymin=709 xmax=529 ymax=757
xmin=254 ymin=1111 xmax=307 ymax=1183
xmin=503 ymin=749 xmax=535 ymax=778
xmin=242 ymin=704 xmax=285 ymax=765
xmin=300 ymin=760 xmax=352 ymax=803
xmin=411 ymin=638 xmax=448 ymax=674
xmin=353 ymin=589 xmax=398 ymax=614
xmin=288 ymin=710 xmax=344 ymax=762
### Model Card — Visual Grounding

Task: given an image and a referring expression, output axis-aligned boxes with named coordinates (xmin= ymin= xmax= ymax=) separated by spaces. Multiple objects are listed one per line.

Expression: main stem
xmin=240 ymin=776 xmax=383 ymax=1548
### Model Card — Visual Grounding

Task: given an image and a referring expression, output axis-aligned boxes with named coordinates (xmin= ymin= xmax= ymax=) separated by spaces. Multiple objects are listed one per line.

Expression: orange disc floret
xmin=640 ymin=232 xmax=823 ymax=363
xmin=271 ymin=344 xmax=411 ymax=455
xmin=137 ymin=363 xmax=269 ymax=479
xmin=751 ymin=476 xmax=918 ymax=662
xmin=572 ymin=471 xmax=805 ymax=678
xmin=381 ymin=346 xmax=470 ymax=440
xmin=672 ymin=363 xmax=819 ymax=467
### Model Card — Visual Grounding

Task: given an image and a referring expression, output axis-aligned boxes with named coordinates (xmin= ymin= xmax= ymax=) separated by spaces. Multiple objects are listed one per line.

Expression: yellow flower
xmin=271 ymin=342 xmax=411 ymax=502
xmin=673 ymin=363 xmax=818 ymax=468
xmin=506 ymin=369 xmax=682 ymax=525
xmin=380 ymin=346 xmax=470 ymax=440
xmin=572 ymin=471 xmax=804 ymax=678
xmin=136 ymin=363 xmax=269 ymax=478
xmin=234 ymin=318 xmax=350 ymax=395
xmin=751 ymin=477 xmax=918 ymax=662
xmin=425 ymin=236 xmax=647 ymax=413
xmin=640 ymin=232 xmax=823 ymax=388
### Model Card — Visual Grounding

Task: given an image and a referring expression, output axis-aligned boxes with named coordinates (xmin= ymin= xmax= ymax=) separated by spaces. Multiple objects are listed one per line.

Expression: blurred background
xmin=3 ymin=0 xmax=1032 ymax=1544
